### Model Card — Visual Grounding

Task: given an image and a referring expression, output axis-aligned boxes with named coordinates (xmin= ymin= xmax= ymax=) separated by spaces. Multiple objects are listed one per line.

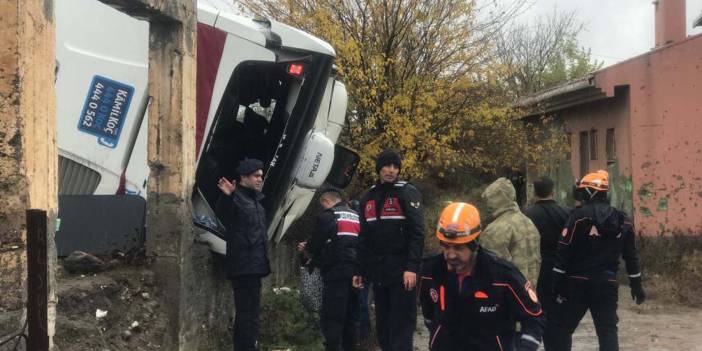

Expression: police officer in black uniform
xmin=353 ymin=149 xmax=424 ymax=351
xmin=301 ymin=187 xmax=360 ymax=351
xmin=547 ymin=170 xmax=645 ymax=351
xmin=420 ymin=202 xmax=544 ymax=351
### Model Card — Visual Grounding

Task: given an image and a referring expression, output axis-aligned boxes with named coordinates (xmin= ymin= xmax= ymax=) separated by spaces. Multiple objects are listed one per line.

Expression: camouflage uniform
xmin=480 ymin=178 xmax=541 ymax=284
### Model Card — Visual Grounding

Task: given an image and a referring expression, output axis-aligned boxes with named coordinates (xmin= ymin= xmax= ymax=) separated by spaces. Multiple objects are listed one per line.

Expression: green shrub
xmin=258 ymin=287 xmax=324 ymax=351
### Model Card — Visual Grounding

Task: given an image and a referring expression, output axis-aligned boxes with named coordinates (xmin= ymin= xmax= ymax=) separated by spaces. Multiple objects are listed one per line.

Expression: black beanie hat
xmin=375 ymin=149 xmax=401 ymax=173
xmin=236 ymin=158 xmax=264 ymax=179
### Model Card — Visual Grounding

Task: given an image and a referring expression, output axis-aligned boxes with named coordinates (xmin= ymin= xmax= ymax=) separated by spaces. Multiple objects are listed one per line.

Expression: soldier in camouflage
xmin=480 ymin=177 xmax=541 ymax=284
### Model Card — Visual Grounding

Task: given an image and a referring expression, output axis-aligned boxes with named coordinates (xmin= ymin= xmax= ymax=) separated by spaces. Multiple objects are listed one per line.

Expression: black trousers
xmin=231 ymin=276 xmax=262 ymax=351
xmin=537 ymin=264 xmax=555 ymax=312
xmin=537 ymin=264 xmax=555 ymax=350
xmin=546 ymin=278 xmax=619 ymax=351
xmin=373 ymin=282 xmax=416 ymax=351
xmin=321 ymin=279 xmax=360 ymax=351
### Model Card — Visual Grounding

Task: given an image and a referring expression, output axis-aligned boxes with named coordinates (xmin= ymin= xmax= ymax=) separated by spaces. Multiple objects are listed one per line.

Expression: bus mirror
xmin=325 ymin=145 xmax=359 ymax=189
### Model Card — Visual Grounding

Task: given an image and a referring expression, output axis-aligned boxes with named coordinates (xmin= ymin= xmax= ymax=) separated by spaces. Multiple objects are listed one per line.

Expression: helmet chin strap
xmin=585 ymin=187 xmax=599 ymax=200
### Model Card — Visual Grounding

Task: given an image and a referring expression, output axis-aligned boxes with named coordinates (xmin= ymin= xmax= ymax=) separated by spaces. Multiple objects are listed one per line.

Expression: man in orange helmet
xmin=419 ymin=202 xmax=544 ymax=351
xmin=547 ymin=170 xmax=645 ymax=351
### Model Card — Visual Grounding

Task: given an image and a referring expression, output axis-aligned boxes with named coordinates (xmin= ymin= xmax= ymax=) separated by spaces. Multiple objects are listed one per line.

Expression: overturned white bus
xmin=55 ymin=0 xmax=358 ymax=255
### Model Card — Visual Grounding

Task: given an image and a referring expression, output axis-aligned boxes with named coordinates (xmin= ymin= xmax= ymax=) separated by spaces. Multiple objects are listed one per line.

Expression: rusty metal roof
xmin=516 ymin=75 xmax=607 ymax=116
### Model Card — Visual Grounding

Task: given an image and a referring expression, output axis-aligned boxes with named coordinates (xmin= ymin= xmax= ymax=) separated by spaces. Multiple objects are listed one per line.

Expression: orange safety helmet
xmin=577 ymin=170 xmax=609 ymax=192
xmin=436 ymin=202 xmax=482 ymax=245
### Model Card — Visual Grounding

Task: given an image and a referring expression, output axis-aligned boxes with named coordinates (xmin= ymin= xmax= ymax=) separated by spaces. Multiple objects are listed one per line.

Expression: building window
xmin=566 ymin=132 xmax=572 ymax=160
xmin=579 ymin=131 xmax=589 ymax=177
xmin=606 ymin=128 xmax=616 ymax=162
xmin=589 ymin=129 xmax=598 ymax=160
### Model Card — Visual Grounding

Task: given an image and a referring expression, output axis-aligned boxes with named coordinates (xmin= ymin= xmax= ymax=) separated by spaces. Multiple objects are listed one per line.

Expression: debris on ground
xmin=63 ymin=251 xmax=108 ymax=274
xmin=54 ymin=253 xmax=166 ymax=351
xmin=95 ymin=309 xmax=108 ymax=320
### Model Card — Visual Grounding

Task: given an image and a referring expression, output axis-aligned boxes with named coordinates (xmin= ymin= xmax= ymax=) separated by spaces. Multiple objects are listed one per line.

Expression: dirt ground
xmin=53 ymin=261 xmax=168 ymax=351
xmin=50 ymin=256 xmax=702 ymax=351
xmin=568 ymin=288 xmax=702 ymax=351
xmin=413 ymin=288 xmax=702 ymax=351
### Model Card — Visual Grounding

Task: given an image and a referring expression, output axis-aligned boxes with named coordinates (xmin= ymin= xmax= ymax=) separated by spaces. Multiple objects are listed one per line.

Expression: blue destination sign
xmin=77 ymin=75 xmax=134 ymax=148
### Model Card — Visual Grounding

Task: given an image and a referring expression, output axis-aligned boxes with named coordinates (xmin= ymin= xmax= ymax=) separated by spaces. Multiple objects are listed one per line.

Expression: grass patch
xmin=259 ymin=287 xmax=324 ymax=351
xmin=637 ymin=234 xmax=702 ymax=306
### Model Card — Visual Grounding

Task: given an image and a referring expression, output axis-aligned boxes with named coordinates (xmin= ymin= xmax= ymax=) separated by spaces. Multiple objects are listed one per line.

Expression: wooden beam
xmin=26 ymin=209 xmax=49 ymax=351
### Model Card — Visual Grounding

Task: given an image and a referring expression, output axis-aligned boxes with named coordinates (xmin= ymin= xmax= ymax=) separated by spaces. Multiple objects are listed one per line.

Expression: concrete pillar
xmin=146 ymin=19 xmax=198 ymax=350
xmin=0 ymin=0 xmax=58 ymax=348
xmin=97 ymin=1 xmax=232 ymax=349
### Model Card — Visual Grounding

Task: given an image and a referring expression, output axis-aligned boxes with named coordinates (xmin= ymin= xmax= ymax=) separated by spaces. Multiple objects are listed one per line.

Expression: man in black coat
xmin=216 ymin=158 xmax=271 ymax=351
xmin=524 ymin=177 xmax=570 ymax=350
xmin=524 ymin=176 xmax=571 ymax=312
xmin=353 ymin=149 xmax=425 ymax=351
xmin=300 ymin=187 xmax=360 ymax=351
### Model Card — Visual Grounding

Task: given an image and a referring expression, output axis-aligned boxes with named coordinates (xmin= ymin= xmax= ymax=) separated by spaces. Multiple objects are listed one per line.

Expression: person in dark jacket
xmin=547 ymin=170 xmax=645 ymax=351
xmin=353 ymin=149 xmax=424 ymax=351
xmin=300 ymin=187 xmax=360 ymax=351
xmin=420 ymin=202 xmax=544 ymax=351
xmin=524 ymin=176 xmax=571 ymax=312
xmin=215 ymin=158 xmax=271 ymax=351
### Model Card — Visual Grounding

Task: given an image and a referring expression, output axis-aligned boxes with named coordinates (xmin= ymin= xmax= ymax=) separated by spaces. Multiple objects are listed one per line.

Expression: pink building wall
xmin=579 ymin=34 xmax=702 ymax=234
xmin=564 ymin=90 xmax=632 ymax=178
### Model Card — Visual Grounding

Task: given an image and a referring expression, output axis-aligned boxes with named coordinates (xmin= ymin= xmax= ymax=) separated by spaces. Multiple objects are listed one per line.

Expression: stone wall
xmin=95 ymin=1 xmax=237 ymax=349
xmin=0 ymin=0 xmax=58 ymax=347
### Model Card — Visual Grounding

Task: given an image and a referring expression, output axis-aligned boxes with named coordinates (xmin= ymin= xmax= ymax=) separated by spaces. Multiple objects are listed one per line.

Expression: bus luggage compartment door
xmin=56 ymin=195 xmax=146 ymax=256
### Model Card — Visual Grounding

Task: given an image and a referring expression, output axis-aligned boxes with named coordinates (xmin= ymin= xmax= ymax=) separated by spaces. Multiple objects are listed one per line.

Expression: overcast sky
xmin=502 ymin=0 xmax=702 ymax=67
xmin=206 ymin=0 xmax=702 ymax=67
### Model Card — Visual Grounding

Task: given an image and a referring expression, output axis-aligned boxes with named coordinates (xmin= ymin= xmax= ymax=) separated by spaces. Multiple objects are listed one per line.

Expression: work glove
xmin=552 ymin=270 xmax=570 ymax=304
xmin=629 ymin=276 xmax=646 ymax=305
xmin=516 ymin=335 xmax=540 ymax=351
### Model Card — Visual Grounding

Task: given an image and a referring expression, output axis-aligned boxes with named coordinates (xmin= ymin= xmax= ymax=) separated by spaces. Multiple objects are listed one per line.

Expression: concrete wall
xmin=544 ymin=34 xmax=702 ymax=234
xmin=526 ymin=91 xmax=634 ymax=214
xmin=564 ymin=91 xmax=632 ymax=179
xmin=560 ymin=88 xmax=635 ymax=216
xmin=594 ymin=34 xmax=702 ymax=234
xmin=531 ymin=35 xmax=702 ymax=235
xmin=0 ymin=0 xmax=58 ymax=347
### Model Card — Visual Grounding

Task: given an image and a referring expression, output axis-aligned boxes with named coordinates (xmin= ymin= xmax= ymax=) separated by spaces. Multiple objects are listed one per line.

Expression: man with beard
xmin=419 ymin=202 xmax=544 ymax=351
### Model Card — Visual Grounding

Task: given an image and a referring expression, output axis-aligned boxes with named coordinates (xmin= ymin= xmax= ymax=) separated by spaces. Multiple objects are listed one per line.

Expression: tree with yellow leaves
xmin=242 ymin=0 xmax=566 ymax=186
